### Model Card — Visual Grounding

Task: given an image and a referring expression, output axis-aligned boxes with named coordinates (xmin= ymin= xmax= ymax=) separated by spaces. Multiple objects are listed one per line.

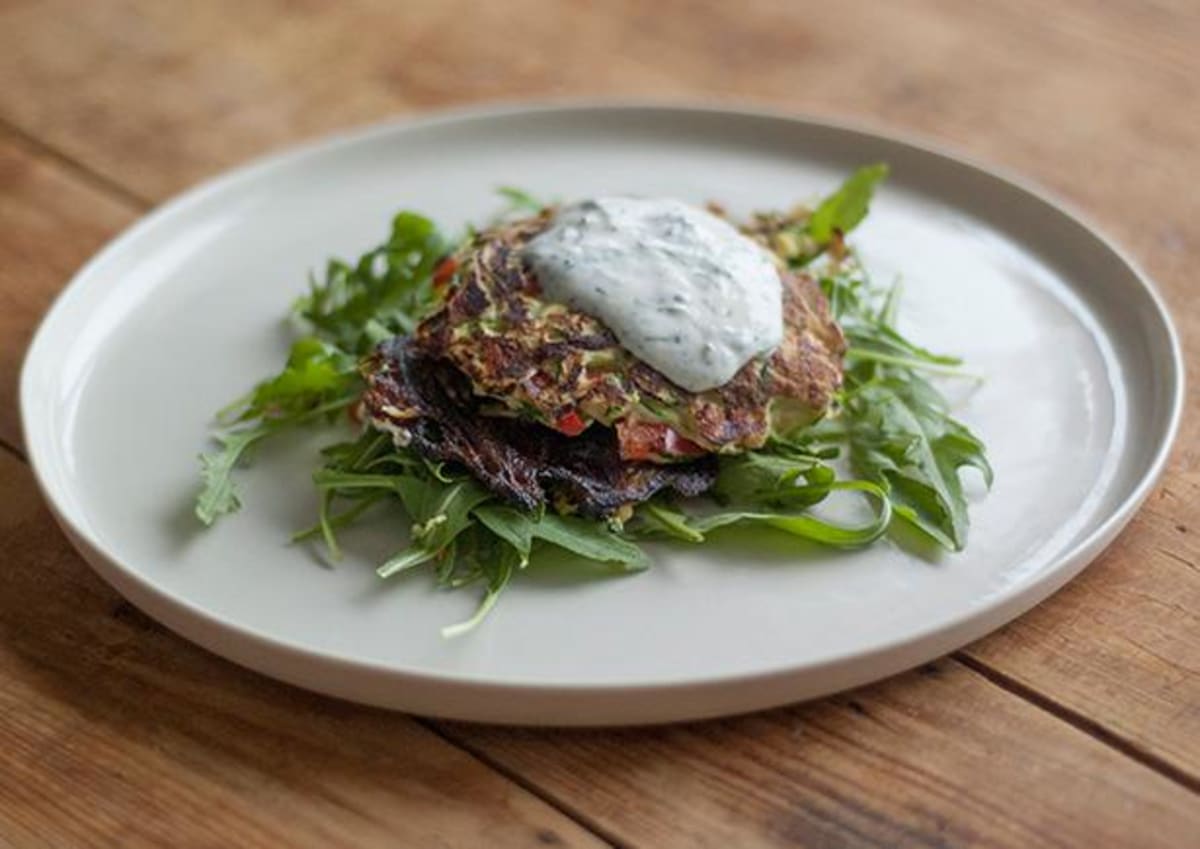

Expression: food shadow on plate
xmin=671 ymin=517 xmax=948 ymax=569
xmin=322 ymin=504 xmax=950 ymax=613
xmin=160 ymin=490 xmax=212 ymax=555
xmin=334 ymin=528 xmax=645 ymax=610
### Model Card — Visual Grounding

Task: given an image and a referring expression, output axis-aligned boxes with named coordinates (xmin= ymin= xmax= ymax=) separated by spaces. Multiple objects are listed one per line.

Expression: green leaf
xmin=474 ymin=506 xmax=651 ymax=571
xmin=636 ymin=501 xmax=705 ymax=543
xmin=195 ymin=426 xmax=272 ymax=525
xmin=474 ymin=505 xmax=534 ymax=565
xmin=294 ymin=211 xmax=447 ymax=355
xmin=630 ymin=442 xmax=892 ymax=549
xmin=495 ymin=186 xmax=545 ymax=214
xmin=818 ymin=266 xmax=871 ymax=322
xmin=378 ymin=479 xmax=493 ymax=577
xmin=711 ymin=450 xmax=835 ymax=510
xmin=845 ymin=323 xmax=962 ymax=368
xmin=441 ymin=533 xmax=520 ymax=638
xmin=195 ymin=205 xmax=446 ymax=527
xmin=313 ymin=470 xmax=409 ymax=491
xmin=293 ymin=491 xmax=386 ymax=547
xmin=808 ymin=163 xmax=889 ymax=244
xmin=812 ymin=257 xmax=992 ymax=551
xmin=688 ymin=480 xmax=893 ymax=548
xmin=841 ymin=375 xmax=991 ymax=550
xmin=230 ymin=337 xmax=360 ymax=422
xmin=534 ymin=514 xmax=652 ymax=571
xmin=196 ymin=334 xmax=363 ymax=525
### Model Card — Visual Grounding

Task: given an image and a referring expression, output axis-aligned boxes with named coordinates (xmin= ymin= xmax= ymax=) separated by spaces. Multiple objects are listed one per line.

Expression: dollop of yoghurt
xmin=522 ymin=197 xmax=784 ymax=392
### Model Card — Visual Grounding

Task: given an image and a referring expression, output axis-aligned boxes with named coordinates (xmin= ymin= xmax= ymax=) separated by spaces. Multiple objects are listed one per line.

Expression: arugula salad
xmin=196 ymin=166 xmax=991 ymax=635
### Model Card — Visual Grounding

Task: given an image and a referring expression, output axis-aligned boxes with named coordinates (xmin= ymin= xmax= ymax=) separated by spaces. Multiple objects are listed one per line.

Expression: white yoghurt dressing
xmin=521 ymin=197 xmax=784 ymax=392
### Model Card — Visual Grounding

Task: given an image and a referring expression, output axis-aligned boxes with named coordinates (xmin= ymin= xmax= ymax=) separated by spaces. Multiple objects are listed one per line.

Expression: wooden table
xmin=2 ymin=2 xmax=1198 ymax=845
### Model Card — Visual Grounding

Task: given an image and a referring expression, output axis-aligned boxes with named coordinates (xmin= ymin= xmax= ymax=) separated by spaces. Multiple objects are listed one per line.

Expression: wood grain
xmin=1 ymin=428 xmax=1196 ymax=848
xmin=1 ymin=0 xmax=1199 ymax=844
xmin=966 ymin=482 xmax=1200 ymax=779
xmin=0 ymin=450 xmax=605 ymax=849
xmin=1 ymin=0 xmax=1198 ymax=221
xmin=0 ymin=0 xmax=452 ymax=200
xmin=4 ymin=0 xmax=1199 ymax=772
xmin=441 ymin=662 xmax=1200 ymax=848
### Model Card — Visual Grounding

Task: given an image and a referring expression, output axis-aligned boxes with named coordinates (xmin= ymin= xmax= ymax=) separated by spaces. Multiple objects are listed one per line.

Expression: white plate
xmin=21 ymin=103 xmax=1183 ymax=725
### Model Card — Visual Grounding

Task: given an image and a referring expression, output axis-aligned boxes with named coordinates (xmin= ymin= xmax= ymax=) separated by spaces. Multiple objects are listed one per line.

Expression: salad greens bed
xmin=196 ymin=167 xmax=991 ymax=635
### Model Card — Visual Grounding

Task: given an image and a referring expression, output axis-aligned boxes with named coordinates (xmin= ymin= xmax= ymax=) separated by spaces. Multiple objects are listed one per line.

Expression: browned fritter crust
xmin=361 ymin=338 xmax=717 ymax=516
xmin=414 ymin=214 xmax=845 ymax=453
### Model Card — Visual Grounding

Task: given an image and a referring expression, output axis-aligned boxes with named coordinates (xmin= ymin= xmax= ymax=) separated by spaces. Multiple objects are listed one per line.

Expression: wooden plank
xmin=0 ymin=0 xmax=1199 ymax=839
xmin=0 ymin=450 xmax=607 ymax=848
xmin=440 ymin=662 xmax=1200 ymax=848
xmin=0 ymin=0 xmax=451 ymax=200
xmin=0 ymin=132 xmax=137 ymax=450
xmin=3 ymin=0 xmax=1197 ymax=780
xmin=0 ymin=0 xmax=1198 ymax=214
xmin=966 ymin=478 xmax=1200 ymax=779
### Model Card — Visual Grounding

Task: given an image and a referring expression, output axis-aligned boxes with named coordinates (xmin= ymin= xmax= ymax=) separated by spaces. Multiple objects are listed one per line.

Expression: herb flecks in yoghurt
xmin=523 ymin=197 xmax=784 ymax=392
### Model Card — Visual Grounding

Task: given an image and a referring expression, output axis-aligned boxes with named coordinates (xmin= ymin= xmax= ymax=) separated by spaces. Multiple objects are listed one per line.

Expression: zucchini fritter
xmin=414 ymin=214 xmax=844 ymax=460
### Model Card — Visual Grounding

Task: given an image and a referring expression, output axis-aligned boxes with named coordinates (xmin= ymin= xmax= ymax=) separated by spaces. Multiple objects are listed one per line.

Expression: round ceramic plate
xmin=21 ymin=104 xmax=1182 ymax=725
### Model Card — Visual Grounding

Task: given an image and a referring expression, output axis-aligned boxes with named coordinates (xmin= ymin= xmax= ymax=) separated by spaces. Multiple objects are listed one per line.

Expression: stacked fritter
xmin=361 ymin=212 xmax=845 ymax=518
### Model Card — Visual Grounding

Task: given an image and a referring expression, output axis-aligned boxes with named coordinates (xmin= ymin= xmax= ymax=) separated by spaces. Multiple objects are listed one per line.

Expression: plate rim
xmin=18 ymin=99 xmax=1186 ymax=724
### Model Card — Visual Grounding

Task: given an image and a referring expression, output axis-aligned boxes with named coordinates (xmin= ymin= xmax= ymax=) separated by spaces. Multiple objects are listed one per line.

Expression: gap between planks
xmin=954 ymin=652 xmax=1200 ymax=795
xmin=420 ymin=719 xmax=627 ymax=849
xmin=0 ymin=115 xmax=154 ymax=211
xmin=0 ymin=116 xmax=149 ymax=462
xmin=3 ymin=110 xmax=1197 ymax=805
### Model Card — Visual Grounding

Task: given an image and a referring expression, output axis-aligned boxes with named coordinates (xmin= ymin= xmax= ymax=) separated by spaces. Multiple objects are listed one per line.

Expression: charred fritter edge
xmin=414 ymin=214 xmax=846 ymax=458
xmin=360 ymin=337 xmax=717 ymax=517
